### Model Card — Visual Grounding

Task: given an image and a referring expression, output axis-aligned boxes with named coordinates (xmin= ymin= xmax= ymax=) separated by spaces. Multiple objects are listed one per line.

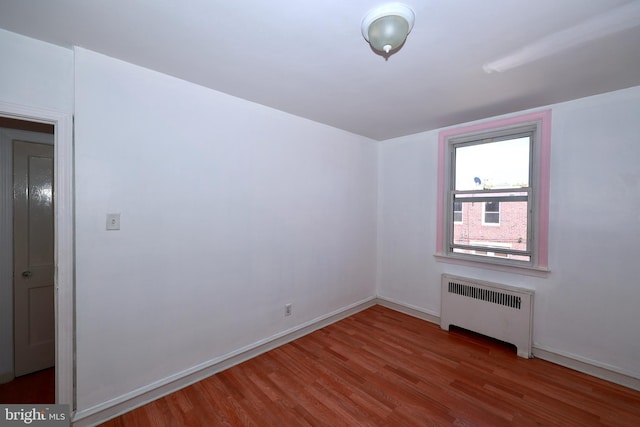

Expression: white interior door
xmin=13 ymin=140 xmax=55 ymax=377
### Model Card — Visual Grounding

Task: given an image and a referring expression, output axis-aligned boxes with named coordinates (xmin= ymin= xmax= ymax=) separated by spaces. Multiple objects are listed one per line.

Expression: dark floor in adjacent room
xmin=0 ymin=368 xmax=54 ymax=404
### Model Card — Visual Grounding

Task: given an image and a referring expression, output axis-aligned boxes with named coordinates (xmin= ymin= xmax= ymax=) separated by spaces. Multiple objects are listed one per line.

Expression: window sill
xmin=434 ymin=254 xmax=550 ymax=278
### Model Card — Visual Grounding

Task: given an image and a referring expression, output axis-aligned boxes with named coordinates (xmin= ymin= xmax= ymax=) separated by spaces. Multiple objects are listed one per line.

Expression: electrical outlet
xmin=285 ymin=303 xmax=292 ymax=317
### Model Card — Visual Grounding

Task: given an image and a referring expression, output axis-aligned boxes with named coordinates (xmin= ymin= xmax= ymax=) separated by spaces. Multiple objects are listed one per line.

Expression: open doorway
xmin=0 ymin=102 xmax=73 ymax=412
xmin=0 ymin=117 xmax=55 ymax=403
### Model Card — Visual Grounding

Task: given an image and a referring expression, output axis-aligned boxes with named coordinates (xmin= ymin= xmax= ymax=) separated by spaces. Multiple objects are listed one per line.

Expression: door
xmin=13 ymin=140 xmax=55 ymax=377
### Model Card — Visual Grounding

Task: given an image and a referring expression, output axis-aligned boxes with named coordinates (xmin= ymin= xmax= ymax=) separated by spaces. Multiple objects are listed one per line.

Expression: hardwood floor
xmin=100 ymin=305 xmax=640 ymax=426
xmin=0 ymin=367 xmax=54 ymax=404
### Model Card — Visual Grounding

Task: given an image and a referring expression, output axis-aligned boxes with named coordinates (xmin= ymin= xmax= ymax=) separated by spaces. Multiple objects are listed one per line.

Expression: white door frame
xmin=0 ymin=101 xmax=74 ymax=410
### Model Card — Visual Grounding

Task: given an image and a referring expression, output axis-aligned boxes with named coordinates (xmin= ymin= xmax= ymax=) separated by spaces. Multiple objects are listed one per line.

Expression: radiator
xmin=440 ymin=274 xmax=534 ymax=358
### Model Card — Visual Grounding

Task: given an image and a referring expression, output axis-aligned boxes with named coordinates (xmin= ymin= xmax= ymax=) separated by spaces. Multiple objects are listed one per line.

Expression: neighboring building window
xmin=483 ymin=201 xmax=500 ymax=224
xmin=436 ymin=110 xmax=551 ymax=270
xmin=453 ymin=201 xmax=463 ymax=223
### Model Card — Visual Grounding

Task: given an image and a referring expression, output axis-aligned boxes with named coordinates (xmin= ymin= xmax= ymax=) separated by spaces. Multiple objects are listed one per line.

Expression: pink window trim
xmin=436 ymin=109 xmax=551 ymax=268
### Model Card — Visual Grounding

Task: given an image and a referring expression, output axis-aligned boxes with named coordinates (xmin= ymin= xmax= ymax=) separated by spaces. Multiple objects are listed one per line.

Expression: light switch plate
xmin=106 ymin=213 xmax=120 ymax=230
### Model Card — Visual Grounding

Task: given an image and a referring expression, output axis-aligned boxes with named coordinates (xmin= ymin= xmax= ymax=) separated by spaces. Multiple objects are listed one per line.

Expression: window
xmin=436 ymin=110 xmax=551 ymax=270
xmin=483 ymin=201 xmax=500 ymax=225
xmin=451 ymin=130 xmax=531 ymax=261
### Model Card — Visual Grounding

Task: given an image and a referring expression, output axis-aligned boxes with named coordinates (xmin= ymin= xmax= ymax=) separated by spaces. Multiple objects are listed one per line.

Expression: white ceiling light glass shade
xmin=362 ymin=3 xmax=415 ymax=55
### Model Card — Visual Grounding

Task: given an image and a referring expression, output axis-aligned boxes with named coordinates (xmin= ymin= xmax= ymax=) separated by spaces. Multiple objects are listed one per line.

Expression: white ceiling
xmin=1 ymin=0 xmax=639 ymax=140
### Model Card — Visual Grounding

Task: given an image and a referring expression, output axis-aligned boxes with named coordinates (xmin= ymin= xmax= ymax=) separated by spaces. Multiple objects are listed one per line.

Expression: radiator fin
xmin=448 ymin=281 xmax=521 ymax=309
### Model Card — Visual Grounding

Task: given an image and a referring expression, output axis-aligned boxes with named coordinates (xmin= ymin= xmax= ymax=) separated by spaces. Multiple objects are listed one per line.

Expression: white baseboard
xmin=0 ymin=371 xmax=14 ymax=384
xmin=532 ymin=346 xmax=640 ymax=392
xmin=72 ymin=297 xmax=376 ymax=427
xmin=375 ymin=296 xmax=440 ymax=324
xmin=377 ymin=299 xmax=640 ymax=392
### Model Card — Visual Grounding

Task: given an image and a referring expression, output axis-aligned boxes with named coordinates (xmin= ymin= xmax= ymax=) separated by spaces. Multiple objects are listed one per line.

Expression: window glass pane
xmin=455 ymin=137 xmax=530 ymax=190
xmin=485 ymin=212 xmax=499 ymax=223
xmin=485 ymin=201 xmax=499 ymax=212
xmin=453 ymin=201 xmax=462 ymax=222
xmin=452 ymin=199 xmax=528 ymax=261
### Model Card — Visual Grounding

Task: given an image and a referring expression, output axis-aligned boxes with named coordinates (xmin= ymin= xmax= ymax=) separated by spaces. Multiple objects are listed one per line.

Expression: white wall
xmin=378 ymin=85 xmax=640 ymax=379
xmin=0 ymin=30 xmax=73 ymax=381
xmin=73 ymin=48 xmax=378 ymax=411
xmin=0 ymin=29 xmax=74 ymax=112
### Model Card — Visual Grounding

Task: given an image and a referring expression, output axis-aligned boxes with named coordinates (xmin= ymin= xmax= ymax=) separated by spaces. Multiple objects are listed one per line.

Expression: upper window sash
xmin=451 ymin=128 xmax=535 ymax=146
xmin=449 ymin=129 xmax=534 ymax=192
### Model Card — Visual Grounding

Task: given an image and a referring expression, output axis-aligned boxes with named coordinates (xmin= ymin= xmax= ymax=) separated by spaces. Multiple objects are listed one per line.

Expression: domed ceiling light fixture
xmin=361 ymin=3 xmax=415 ymax=57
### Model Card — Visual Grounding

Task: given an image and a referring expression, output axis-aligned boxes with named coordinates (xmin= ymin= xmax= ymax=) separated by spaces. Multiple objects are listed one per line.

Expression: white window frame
xmin=435 ymin=110 xmax=551 ymax=273
xmin=448 ymin=125 xmax=534 ymax=263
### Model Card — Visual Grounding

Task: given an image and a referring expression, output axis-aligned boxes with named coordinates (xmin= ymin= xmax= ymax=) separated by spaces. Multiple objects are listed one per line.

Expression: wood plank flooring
xmin=100 ymin=305 xmax=640 ymax=426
